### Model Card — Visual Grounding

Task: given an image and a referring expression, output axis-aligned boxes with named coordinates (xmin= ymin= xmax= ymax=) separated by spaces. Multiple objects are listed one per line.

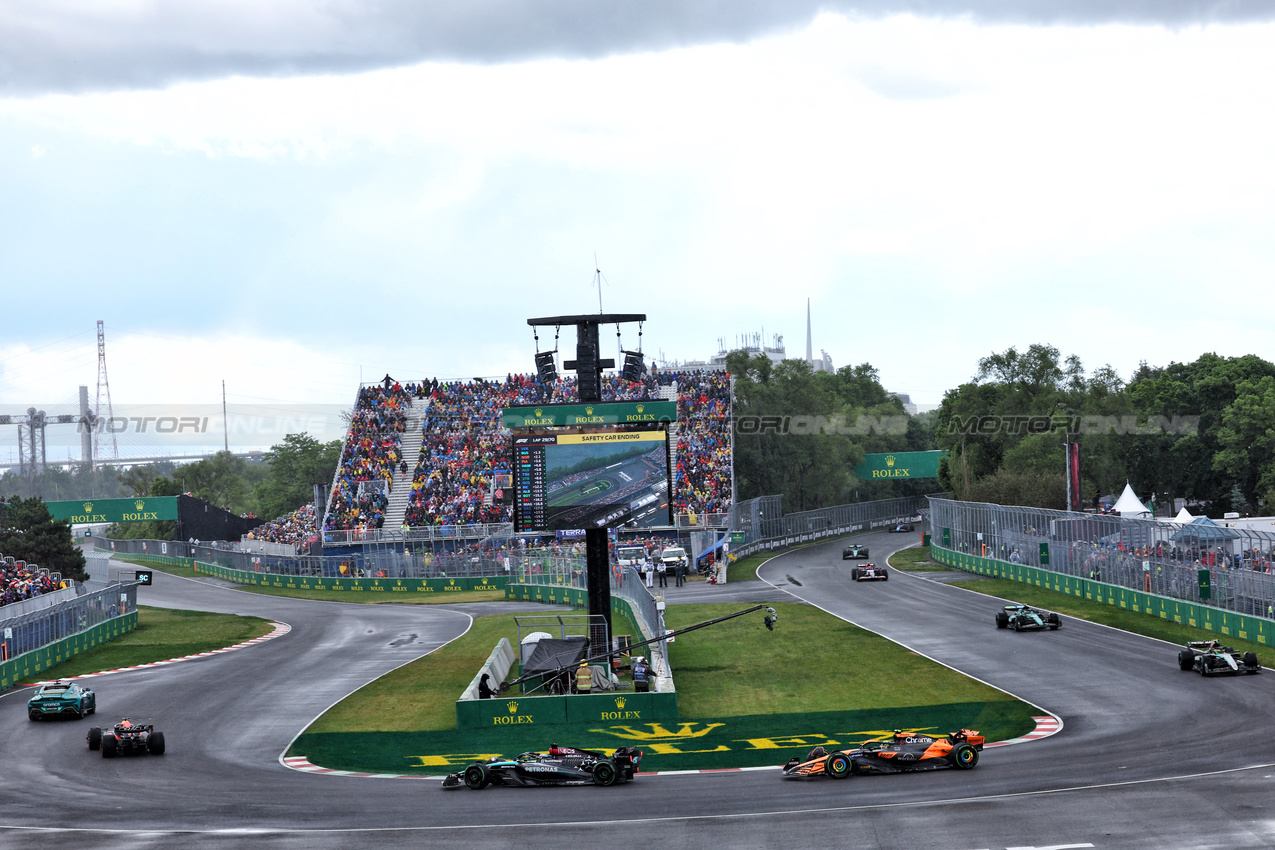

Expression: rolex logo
xmin=84 ymin=502 xmax=93 ymax=512
xmin=534 ymin=408 xmax=543 ymax=416
xmin=507 ymin=701 xmax=519 ymax=714
xmin=614 ymin=697 xmax=627 ymax=709
xmin=135 ymin=500 xmax=145 ymax=510
xmin=886 ymin=455 xmax=896 ymax=467
xmin=586 ymin=406 xmax=594 ymax=415
xmin=636 ymin=404 xmax=644 ymax=413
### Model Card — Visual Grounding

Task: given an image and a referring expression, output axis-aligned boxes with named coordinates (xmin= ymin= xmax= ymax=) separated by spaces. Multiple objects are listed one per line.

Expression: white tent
xmin=1171 ymin=507 xmax=1195 ymax=524
xmin=1111 ymin=482 xmax=1152 ymax=517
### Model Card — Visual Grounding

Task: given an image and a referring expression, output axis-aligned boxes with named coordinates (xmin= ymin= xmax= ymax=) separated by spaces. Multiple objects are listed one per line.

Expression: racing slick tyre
xmin=101 ymin=734 xmax=118 ymax=758
xmin=1244 ymin=651 xmax=1260 ymax=670
xmin=950 ymin=744 xmax=979 ymax=770
xmin=1012 ymin=619 xmax=1022 ymax=632
xmin=850 ymin=568 xmax=859 ymax=581
xmin=995 ymin=612 xmax=1009 ymax=629
xmin=881 ymin=570 xmax=888 ymax=581
xmin=1048 ymin=613 xmax=1061 ymax=629
xmin=824 ymin=753 xmax=852 ymax=779
xmin=148 ymin=731 xmax=166 ymax=755
xmin=463 ymin=763 xmax=490 ymax=790
xmin=1178 ymin=650 xmax=1195 ymax=671
xmin=1200 ymin=658 xmax=1212 ymax=676
xmin=87 ymin=727 xmax=102 ymax=750
xmin=592 ymin=760 xmax=618 ymax=787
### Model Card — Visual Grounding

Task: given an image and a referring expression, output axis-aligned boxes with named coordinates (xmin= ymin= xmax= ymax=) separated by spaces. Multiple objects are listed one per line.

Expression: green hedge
xmin=931 ymin=544 xmax=1275 ymax=646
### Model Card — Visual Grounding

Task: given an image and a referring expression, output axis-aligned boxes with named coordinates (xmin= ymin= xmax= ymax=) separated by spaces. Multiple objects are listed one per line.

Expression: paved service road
xmin=4 ymin=537 xmax=1275 ymax=849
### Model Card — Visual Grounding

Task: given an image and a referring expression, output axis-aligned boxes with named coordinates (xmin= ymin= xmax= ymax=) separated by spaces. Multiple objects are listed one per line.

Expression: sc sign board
xmin=134 ymin=571 xmax=153 ymax=586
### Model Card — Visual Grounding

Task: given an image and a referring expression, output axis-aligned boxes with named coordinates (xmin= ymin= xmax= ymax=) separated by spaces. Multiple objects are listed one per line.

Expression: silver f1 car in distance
xmin=1177 ymin=641 xmax=1261 ymax=676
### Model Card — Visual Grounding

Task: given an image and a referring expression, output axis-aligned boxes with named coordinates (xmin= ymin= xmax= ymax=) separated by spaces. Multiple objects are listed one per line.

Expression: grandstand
xmin=317 ymin=369 xmax=733 ymax=540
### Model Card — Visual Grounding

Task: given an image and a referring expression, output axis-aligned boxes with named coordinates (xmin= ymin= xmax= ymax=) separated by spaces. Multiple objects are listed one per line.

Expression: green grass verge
xmin=948 ymin=577 xmax=1275 ymax=660
xmin=889 ymin=545 xmax=955 ymax=572
xmin=110 ymin=555 xmax=508 ymax=605
xmin=111 ymin=554 xmax=200 ymax=580
xmin=663 ymin=602 xmax=1023 ymax=717
xmin=30 ymin=606 xmax=275 ymax=679
xmin=290 ymin=600 xmax=1039 ymax=773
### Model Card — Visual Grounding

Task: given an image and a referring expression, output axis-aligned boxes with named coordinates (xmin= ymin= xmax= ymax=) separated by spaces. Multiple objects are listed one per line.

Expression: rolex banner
xmin=46 ymin=497 xmax=179 ymax=525
xmin=854 ymin=451 xmax=945 ymax=480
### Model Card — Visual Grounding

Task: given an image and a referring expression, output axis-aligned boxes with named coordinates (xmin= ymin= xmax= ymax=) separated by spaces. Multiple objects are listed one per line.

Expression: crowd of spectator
xmin=324 ymin=384 xmax=408 ymax=532
xmin=246 ymin=504 xmax=317 ymax=548
xmin=403 ymin=377 xmax=533 ymax=527
xmin=659 ymin=370 xmax=733 ymax=517
xmin=321 ymin=366 xmax=734 ymax=532
xmin=1 ymin=557 xmax=62 ymax=608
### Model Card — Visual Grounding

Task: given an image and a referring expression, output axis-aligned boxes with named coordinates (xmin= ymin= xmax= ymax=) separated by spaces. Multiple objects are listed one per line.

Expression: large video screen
xmin=513 ymin=425 xmax=672 ymax=532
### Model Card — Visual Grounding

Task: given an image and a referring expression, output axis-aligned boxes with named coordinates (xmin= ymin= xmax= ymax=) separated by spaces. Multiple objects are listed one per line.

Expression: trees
xmin=936 ymin=345 xmax=1131 ymax=509
xmin=726 ymin=352 xmax=926 ymax=511
xmin=254 ymin=433 xmax=341 ymax=521
xmin=1124 ymin=353 xmax=1275 ymax=513
xmin=0 ymin=495 xmax=88 ymax=582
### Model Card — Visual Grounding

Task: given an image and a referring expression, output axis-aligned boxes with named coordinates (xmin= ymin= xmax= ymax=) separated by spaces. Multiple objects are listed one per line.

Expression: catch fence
xmin=929 ymin=498 xmax=1275 ymax=618
xmin=0 ymin=580 xmax=139 ymax=662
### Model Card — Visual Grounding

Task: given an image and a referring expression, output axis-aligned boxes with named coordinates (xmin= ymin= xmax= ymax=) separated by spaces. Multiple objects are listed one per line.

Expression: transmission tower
xmin=94 ymin=320 xmax=119 ymax=465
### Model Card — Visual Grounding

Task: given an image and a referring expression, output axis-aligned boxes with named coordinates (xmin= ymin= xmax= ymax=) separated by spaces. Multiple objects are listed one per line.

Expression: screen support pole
xmin=529 ymin=312 xmax=646 ymax=657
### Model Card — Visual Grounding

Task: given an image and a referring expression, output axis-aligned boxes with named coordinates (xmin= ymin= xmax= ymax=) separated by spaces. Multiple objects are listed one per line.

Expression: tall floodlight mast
xmin=94 ymin=320 xmax=119 ymax=464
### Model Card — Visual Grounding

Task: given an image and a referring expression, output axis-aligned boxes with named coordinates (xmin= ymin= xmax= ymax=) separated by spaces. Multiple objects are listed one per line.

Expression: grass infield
xmin=27 ymin=606 xmax=275 ymax=680
xmin=889 ymin=545 xmax=957 ymax=572
xmin=289 ymin=600 xmax=1039 ymax=773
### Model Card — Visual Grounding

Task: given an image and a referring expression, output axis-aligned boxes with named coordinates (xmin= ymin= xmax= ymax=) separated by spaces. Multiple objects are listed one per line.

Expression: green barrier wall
xmin=457 ymin=689 xmax=680 ymax=730
xmin=455 ymin=583 xmax=679 ymax=728
xmin=118 ymin=554 xmax=510 ymax=595
xmin=0 ymin=613 xmax=138 ymax=689
xmin=931 ymin=544 xmax=1275 ymax=645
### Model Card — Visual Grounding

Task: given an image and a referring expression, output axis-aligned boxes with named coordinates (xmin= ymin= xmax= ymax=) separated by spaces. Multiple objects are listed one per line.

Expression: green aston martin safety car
xmin=28 ymin=681 xmax=97 ymax=720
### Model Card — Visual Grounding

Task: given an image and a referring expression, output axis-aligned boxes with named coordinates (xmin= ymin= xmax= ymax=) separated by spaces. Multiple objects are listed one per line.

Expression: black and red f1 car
xmin=442 ymin=744 xmax=642 ymax=789
xmin=1177 ymin=641 xmax=1261 ymax=676
xmin=782 ymin=729 xmax=983 ymax=779
xmin=850 ymin=563 xmax=888 ymax=582
xmin=87 ymin=718 xmax=166 ymax=757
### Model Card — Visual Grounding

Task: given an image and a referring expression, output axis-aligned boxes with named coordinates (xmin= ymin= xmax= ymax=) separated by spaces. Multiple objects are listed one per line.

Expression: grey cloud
xmin=1 ymin=1 xmax=1269 ymax=96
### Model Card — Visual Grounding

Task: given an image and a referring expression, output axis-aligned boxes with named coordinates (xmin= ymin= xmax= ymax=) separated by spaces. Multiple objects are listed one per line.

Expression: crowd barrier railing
xmin=0 ymin=581 xmax=140 ymax=688
xmin=928 ymin=496 xmax=1275 ymax=630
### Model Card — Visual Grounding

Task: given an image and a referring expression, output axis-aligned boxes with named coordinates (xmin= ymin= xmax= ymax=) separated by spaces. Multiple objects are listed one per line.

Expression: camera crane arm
xmin=499 ymin=605 xmax=778 ymax=695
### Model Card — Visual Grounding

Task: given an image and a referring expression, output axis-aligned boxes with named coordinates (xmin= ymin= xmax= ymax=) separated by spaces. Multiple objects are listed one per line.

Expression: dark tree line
xmin=935 ymin=345 xmax=1275 ymax=516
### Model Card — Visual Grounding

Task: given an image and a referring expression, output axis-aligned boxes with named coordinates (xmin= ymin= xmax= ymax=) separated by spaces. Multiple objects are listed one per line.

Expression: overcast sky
xmin=3 ymin=1 xmax=1274 ymax=457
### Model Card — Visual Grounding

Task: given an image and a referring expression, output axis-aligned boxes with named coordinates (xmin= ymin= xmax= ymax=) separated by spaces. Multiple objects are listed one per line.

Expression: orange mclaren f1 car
xmin=782 ymin=729 xmax=983 ymax=778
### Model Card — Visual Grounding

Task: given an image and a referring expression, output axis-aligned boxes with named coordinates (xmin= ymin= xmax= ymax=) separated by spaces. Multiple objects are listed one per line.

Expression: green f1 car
xmin=995 ymin=604 xmax=1061 ymax=632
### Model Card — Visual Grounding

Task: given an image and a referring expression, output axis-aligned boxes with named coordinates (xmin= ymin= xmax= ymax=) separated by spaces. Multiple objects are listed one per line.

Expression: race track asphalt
xmin=4 ymin=530 xmax=1275 ymax=849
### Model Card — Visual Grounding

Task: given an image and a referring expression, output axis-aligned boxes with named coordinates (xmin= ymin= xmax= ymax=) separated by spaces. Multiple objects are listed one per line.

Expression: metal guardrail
xmin=0 ymin=581 xmax=138 ymax=662
xmin=728 ymin=494 xmax=933 ymax=561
